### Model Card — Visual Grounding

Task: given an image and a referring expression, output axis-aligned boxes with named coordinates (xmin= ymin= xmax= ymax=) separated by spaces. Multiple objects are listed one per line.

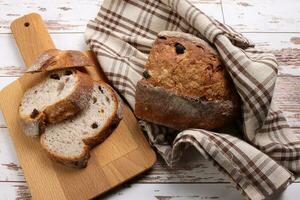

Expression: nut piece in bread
xmin=19 ymin=69 xmax=93 ymax=137
xmin=135 ymin=31 xmax=240 ymax=130
xmin=40 ymin=81 xmax=121 ymax=168
xmin=26 ymin=49 xmax=95 ymax=73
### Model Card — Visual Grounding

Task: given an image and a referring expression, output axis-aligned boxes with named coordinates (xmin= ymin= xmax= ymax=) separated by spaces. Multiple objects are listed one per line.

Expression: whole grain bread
xmin=19 ymin=69 xmax=93 ymax=137
xmin=40 ymin=81 xmax=121 ymax=168
xmin=135 ymin=31 xmax=241 ymax=130
xmin=26 ymin=49 xmax=94 ymax=73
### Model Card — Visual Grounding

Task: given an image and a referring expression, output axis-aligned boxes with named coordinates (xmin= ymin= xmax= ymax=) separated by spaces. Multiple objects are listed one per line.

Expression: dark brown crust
xmin=19 ymin=70 xmax=94 ymax=136
xmin=26 ymin=49 xmax=95 ymax=73
xmin=40 ymin=81 xmax=122 ymax=169
xmin=135 ymin=79 xmax=240 ymax=130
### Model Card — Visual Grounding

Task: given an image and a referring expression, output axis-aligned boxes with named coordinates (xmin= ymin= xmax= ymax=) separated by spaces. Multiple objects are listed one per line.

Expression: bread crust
xmin=135 ymin=79 xmax=240 ymax=130
xmin=19 ymin=70 xmax=94 ymax=136
xmin=82 ymin=82 xmax=121 ymax=147
xmin=42 ymin=142 xmax=91 ymax=168
xmin=26 ymin=49 xmax=94 ymax=73
xmin=44 ymin=71 xmax=94 ymax=123
xmin=158 ymin=31 xmax=218 ymax=54
xmin=40 ymin=81 xmax=122 ymax=168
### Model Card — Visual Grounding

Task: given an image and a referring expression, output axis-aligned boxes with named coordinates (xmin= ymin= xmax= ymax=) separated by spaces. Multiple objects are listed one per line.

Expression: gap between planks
xmin=1 ymin=182 xmax=300 ymax=200
xmin=0 ymin=0 xmax=299 ymax=33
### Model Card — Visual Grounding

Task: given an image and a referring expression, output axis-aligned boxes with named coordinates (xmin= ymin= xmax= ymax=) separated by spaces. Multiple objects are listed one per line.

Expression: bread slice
xmin=135 ymin=31 xmax=240 ymax=130
xmin=26 ymin=49 xmax=94 ymax=73
xmin=19 ymin=69 xmax=93 ymax=137
xmin=40 ymin=81 xmax=121 ymax=168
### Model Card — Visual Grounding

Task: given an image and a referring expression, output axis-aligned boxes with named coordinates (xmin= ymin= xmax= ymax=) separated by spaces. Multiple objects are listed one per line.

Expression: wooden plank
xmin=243 ymin=33 xmax=300 ymax=50
xmin=139 ymin=157 xmax=228 ymax=183
xmin=0 ymin=0 xmax=101 ymax=33
xmin=101 ymin=183 xmax=300 ymax=200
xmin=1 ymin=181 xmax=300 ymax=200
xmin=0 ymin=33 xmax=87 ymax=77
xmin=0 ymin=182 xmax=31 ymax=200
xmin=0 ymin=182 xmax=243 ymax=200
xmin=102 ymin=183 xmax=244 ymax=200
xmin=1 ymin=127 xmax=299 ymax=184
xmin=0 ymin=128 xmax=24 ymax=182
xmin=273 ymin=77 xmax=300 ymax=128
xmin=222 ymin=0 xmax=300 ymax=32
xmin=2 ymin=76 xmax=300 ymax=128
xmin=0 ymin=127 xmax=228 ymax=183
xmin=0 ymin=0 xmax=223 ymax=33
xmin=0 ymin=126 xmax=285 ymax=184
xmin=243 ymin=33 xmax=300 ymax=77
xmin=1 ymin=0 xmax=299 ymax=33
xmin=191 ymin=0 xmax=223 ymax=22
xmin=0 ymin=32 xmax=299 ymax=77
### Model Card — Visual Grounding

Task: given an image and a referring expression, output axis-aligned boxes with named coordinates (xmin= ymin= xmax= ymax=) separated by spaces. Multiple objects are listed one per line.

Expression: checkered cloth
xmin=85 ymin=0 xmax=300 ymax=199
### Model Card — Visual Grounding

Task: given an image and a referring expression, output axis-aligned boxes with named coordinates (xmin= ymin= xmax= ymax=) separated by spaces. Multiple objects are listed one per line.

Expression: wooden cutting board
xmin=0 ymin=13 xmax=156 ymax=200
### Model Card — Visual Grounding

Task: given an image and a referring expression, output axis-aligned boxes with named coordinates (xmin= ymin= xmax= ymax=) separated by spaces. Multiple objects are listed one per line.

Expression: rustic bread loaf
xmin=40 ymin=81 xmax=121 ymax=168
xmin=19 ymin=69 xmax=93 ymax=137
xmin=135 ymin=31 xmax=240 ymax=130
xmin=26 ymin=49 xmax=94 ymax=73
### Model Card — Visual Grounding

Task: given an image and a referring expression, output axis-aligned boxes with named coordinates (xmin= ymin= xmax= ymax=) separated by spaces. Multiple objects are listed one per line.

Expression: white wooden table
xmin=0 ymin=0 xmax=299 ymax=199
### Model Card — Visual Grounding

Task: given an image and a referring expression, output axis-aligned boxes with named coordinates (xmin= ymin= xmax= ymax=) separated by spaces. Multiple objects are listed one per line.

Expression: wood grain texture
xmin=0 ymin=0 xmax=101 ymax=33
xmin=0 ymin=13 xmax=156 ymax=200
xmin=0 ymin=0 xmax=224 ymax=33
xmin=0 ymin=0 xmax=300 ymax=199
xmin=273 ymin=77 xmax=300 ymax=128
xmin=1 ymin=127 xmax=299 ymax=185
xmin=100 ymin=183 xmax=300 ymax=200
xmin=222 ymin=0 xmax=300 ymax=32
xmin=10 ymin=13 xmax=55 ymax=66
xmin=1 ymin=181 xmax=300 ymax=200
xmin=0 ymin=0 xmax=299 ymax=33
xmin=0 ymin=32 xmax=299 ymax=77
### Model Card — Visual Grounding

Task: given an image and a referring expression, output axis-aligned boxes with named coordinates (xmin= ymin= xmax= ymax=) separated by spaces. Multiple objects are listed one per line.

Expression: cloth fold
xmin=85 ymin=0 xmax=299 ymax=199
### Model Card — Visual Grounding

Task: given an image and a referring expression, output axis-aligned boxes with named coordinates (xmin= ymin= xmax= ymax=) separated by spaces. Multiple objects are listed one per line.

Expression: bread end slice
xmin=26 ymin=49 xmax=95 ymax=73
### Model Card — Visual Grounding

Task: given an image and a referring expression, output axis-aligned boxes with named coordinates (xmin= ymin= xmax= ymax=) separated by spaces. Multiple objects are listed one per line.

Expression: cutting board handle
xmin=10 ymin=13 xmax=108 ymax=82
xmin=11 ymin=13 xmax=55 ymax=67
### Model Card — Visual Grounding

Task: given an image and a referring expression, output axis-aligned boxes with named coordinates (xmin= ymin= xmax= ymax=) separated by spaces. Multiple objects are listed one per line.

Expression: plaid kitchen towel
xmin=85 ymin=0 xmax=300 ymax=199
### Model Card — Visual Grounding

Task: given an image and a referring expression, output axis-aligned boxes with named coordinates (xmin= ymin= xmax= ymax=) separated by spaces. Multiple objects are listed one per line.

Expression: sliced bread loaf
xmin=40 ymin=81 xmax=121 ymax=168
xmin=19 ymin=69 xmax=93 ymax=137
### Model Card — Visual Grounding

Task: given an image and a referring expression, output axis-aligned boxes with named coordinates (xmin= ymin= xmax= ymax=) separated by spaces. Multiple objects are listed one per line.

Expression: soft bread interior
xmin=19 ymin=70 xmax=78 ymax=116
xmin=41 ymin=82 xmax=117 ymax=158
